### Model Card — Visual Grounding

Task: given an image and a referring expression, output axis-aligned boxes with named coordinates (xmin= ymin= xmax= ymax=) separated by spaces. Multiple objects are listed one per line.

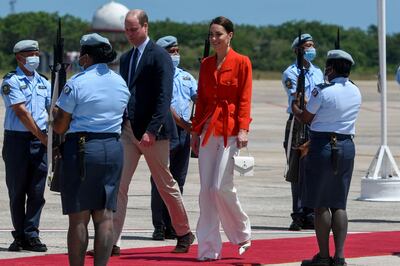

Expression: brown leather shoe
xmin=86 ymin=245 xmax=120 ymax=257
xmin=172 ymin=231 xmax=195 ymax=253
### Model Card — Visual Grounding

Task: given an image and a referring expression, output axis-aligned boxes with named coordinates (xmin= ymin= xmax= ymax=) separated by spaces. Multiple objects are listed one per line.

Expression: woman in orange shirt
xmin=191 ymin=16 xmax=252 ymax=261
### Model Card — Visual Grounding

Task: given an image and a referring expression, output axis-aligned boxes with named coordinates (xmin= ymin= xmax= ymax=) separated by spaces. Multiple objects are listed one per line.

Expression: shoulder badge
xmin=63 ymin=85 xmax=72 ymax=95
xmin=3 ymin=71 xmax=16 ymax=80
xmin=2 ymin=84 xmax=11 ymax=95
xmin=39 ymin=73 xmax=48 ymax=80
xmin=311 ymin=88 xmax=319 ymax=97
xmin=285 ymin=78 xmax=292 ymax=89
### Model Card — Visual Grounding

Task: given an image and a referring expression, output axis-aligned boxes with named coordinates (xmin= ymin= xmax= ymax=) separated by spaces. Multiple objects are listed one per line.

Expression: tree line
xmin=1 ymin=12 xmax=399 ymax=79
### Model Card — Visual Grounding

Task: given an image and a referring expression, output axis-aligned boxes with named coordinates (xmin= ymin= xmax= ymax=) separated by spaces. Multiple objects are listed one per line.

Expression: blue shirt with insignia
xmin=281 ymin=62 xmax=324 ymax=113
xmin=171 ymin=67 xmax=197 ymax=121
xmin=306 ymin=77 xmax=362 ymax=135
xmin=1 ymin=67 xmax=51 ymax=131
xmin=56 ymin=63 xmax=130 ymax=134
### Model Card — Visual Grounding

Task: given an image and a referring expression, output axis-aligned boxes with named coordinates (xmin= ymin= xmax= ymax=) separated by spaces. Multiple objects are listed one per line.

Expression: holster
xmin=78 ymin=136 xmax=86 ymax=181
xmin=330 ymin=134 xmax=339 ymax=175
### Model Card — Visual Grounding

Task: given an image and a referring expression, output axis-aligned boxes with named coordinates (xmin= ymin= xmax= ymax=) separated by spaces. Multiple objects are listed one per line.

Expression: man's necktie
xmin=128 ymin=48 xmax=139 ymax=85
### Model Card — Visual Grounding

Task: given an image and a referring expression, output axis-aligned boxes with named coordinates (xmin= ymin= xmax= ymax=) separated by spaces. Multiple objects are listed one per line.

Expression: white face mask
xmin=171 ymin=54 xmax=180 ymax=68
xmin=24 ymin=56 xmax=40 ymax=72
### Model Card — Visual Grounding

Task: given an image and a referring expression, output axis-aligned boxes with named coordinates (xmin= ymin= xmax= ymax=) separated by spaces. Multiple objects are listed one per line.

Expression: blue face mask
xmin=171 ymin=54 xmax=180 ymax=68
xmin=304 ymin=48 xmax=316 ymax=62
xmin=24 ymin=56 xmax=40 ymax=72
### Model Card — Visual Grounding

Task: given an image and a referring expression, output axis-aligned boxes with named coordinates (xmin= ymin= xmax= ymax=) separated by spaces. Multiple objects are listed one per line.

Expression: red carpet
xmin=1 ymin=231 xmax=400 ymax=265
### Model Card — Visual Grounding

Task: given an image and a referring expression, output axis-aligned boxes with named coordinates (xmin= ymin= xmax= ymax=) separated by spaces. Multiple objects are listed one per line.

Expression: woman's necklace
xmin=216 ymin=56 xmax=226 ymax=71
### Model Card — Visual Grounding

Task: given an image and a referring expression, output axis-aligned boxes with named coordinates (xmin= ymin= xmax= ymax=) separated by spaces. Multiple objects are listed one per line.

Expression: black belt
xmin=66 ymin=132 xmax=120 ymax=141
xmin=310 ymin=131 xmax=353 ymax=140
xmin=4 ymin=130 xmax=46 ymax=139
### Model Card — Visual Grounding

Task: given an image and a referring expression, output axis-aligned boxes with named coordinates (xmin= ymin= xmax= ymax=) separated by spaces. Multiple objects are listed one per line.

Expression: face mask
xmin=24 ymin=56 xmax=40 ymax=72
xmin=304 ymin=48 xmax=316 ymax=62
xmin=171 ymin=54 xmax=180 ymax=68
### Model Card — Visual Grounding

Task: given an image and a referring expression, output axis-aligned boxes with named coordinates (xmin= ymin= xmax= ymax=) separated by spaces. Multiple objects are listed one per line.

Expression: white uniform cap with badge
xmin=156 ymin=35 xmax=178 ymax=49
xmin=80 ymin=33 xmax=112 ymax=48
xmin=291 ymin=33 xmax=313 ymax=49
xmin=327 ymin=49 xmax=355 ymax=65
xmin=13 ymin=40 xmax=39 ymax=53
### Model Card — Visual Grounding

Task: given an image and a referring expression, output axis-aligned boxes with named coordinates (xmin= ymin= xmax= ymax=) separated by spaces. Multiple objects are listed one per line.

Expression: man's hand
xmin=140 ymin=131 xmax=156 ymax=147
xmin=237 ymin=129 xmax=248 ymax=149
xmin=191 ymin=132 xmax=200 ymax=156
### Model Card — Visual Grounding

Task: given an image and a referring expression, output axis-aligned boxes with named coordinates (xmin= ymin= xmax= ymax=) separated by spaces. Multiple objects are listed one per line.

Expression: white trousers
xmin=196 ymin=135 xmax=251 ymax=260
xmin=113 ymin=121 xmax=191 ymax=246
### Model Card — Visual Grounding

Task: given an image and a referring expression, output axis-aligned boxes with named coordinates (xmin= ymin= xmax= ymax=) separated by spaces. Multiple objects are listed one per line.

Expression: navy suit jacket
xmin=120 ymin=40 xmax=177 ymax=140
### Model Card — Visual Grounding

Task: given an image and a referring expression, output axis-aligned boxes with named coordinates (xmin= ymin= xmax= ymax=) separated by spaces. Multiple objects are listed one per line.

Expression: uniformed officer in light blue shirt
xmin=282 ymin=33 xmax=324 ymax=114
xmin=52 ymin=33 xmax=130 ymax=265
xmin=396 ymin=65 xmax=400 ymax=84
xmin=282 ymin=33 xmax=323 ymax=231
xmin=149 ymin=35 xmax=197 ymax=240
xmin=292 ymin=49 xmax=361 ymax=266
xmin=1 ymin=39 xmax=50 ymax=252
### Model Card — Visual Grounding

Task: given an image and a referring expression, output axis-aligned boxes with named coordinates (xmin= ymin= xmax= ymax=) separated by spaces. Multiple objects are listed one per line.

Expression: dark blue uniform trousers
xmin=2 ymin=131 xmax=47 ymax=240
xmin=150 ymin=126 xmax=190 ymax=231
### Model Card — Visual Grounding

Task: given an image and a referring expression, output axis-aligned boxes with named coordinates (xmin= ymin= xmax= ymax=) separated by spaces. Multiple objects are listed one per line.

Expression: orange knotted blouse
xmin=192 ymin=48 xmax=252 ymax=147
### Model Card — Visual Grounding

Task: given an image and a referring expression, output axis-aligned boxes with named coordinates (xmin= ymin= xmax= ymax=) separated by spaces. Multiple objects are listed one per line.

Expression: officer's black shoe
xmin=152 ymin=227 xmax=165 ymax=241
xmin=288 ymin=220 xmax=302 ymax=231
xmin=23 ymin=237 xmax=47 ymax=252
xmin=8 ymin=238 xmax=24 ymax=251
xmin=301 ymin=253 xmax=332 ymax=266
xmin=165 ymin=228 xmax=177 ymax=239
xmin=332 ymin=257 xmax=347 ymax=266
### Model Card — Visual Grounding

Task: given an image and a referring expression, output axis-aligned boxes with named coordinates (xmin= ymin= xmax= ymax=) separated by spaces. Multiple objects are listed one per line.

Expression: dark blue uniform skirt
xmin=60 ymin=133 xmax=123 ymax=215
xmin=302 ymin=131 xmax=355 ymax=209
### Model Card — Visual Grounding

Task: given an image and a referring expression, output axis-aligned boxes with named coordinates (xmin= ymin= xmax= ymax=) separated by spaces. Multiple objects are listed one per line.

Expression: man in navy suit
xmin=112 ymin=9 xmax=195 ymax=254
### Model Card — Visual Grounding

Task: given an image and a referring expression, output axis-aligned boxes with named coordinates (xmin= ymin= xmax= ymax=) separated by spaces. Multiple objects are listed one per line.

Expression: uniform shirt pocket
xmin=35 ymin=87 xmax=48 ymax=112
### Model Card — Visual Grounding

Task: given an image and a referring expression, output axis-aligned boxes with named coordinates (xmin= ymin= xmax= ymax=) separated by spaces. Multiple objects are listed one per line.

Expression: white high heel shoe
xmin=238 ymin=240 xmax=251 ymax=255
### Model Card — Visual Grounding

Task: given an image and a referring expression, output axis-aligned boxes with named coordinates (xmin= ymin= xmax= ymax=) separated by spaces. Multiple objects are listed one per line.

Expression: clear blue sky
xmin=1 ymin=0 xmax=399 ymax=34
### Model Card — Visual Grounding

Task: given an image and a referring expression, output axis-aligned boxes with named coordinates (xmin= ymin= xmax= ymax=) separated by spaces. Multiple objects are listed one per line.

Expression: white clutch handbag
xmin=233 ymin=148 xmax=255 ymax=176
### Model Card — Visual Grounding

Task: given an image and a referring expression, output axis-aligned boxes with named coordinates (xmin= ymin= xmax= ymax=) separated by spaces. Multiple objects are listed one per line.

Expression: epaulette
xmin=349 ymin=79 xmax=356 ymax=85
xmin=38 ymin=73 xmax=48 ymax=80
xmin=316 ymin=82 xmax=335 ymax=90
xmin=3 ymin=71 xmax=16 ymax=80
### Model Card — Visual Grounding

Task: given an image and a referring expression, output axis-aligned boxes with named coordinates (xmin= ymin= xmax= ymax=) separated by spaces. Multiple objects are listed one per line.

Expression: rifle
xmin=284 ymin=30 xmax=307 ymax=182
xmin=190 ymin=37 xmax=210 ymax=158
xmin=335 ymin=28 xmax=340 ymax=49
xmin=47 ymin=18 xmax=67 ymax=192
xmin=296 ymin=30 xmax=306 ymax=146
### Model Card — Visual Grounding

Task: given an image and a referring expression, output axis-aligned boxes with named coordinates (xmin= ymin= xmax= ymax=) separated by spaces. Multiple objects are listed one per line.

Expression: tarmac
xmin=0 ymin=79 xmax=400 ymax=265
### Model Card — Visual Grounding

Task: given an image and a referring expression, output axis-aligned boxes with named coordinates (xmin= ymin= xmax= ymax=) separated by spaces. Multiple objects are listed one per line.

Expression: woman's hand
xmin=191 ymin=132 xmax=200 ymax=156
xmin=237 ymin=129 xmax=248 ymax=149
